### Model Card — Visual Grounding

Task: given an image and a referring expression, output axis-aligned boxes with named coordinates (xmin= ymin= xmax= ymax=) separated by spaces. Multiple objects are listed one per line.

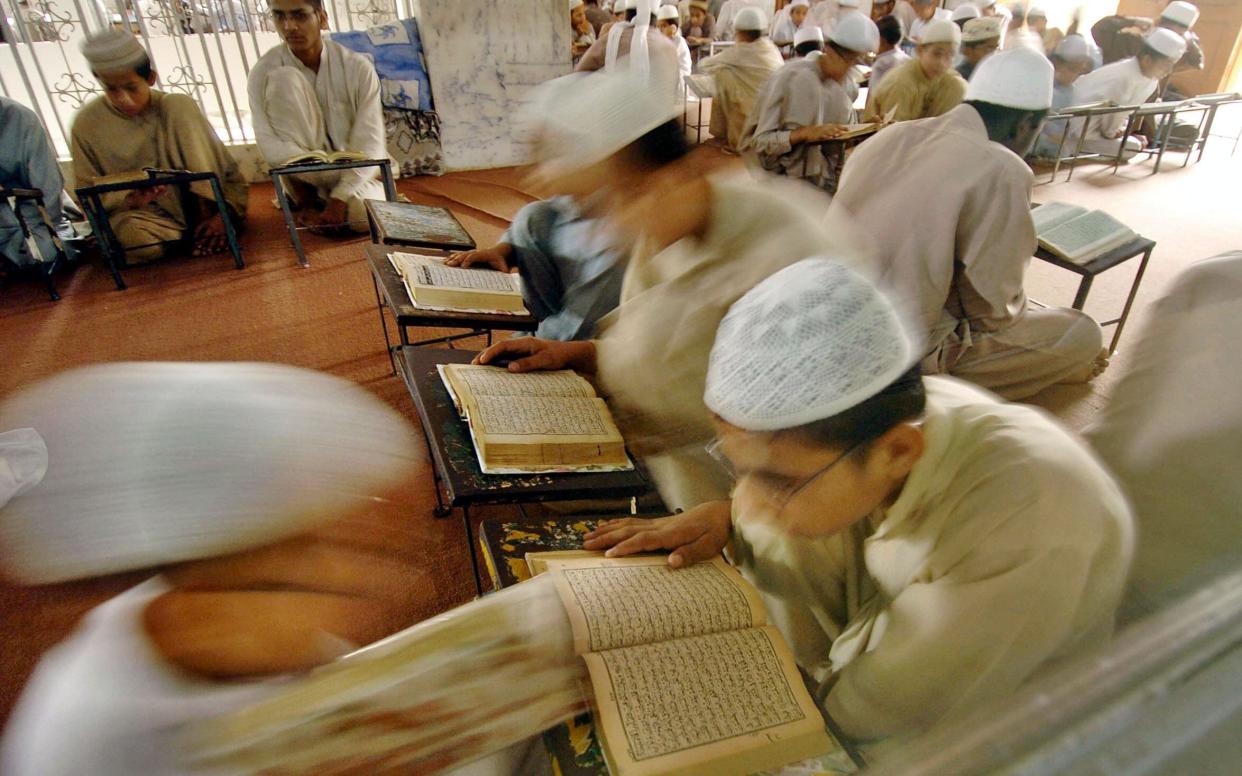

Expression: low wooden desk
xmin=1034 ymin=235 xmax=1156 ymax=354
xmin=399 ymin=347 xmax=651 ymax=594
xmin=269 ymin=157 xmax=397 ymax=268
xmin=478 ymin=516 xmax=865 ymax=776
xmin=364 ymin=245 xmax=537 ymax=371
xmin=364 ymin=199 xmax=476 ymax=252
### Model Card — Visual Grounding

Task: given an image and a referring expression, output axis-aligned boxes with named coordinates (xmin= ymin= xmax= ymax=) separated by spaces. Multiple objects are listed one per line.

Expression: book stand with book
xmin=364 ymin=199 xmax=476 ymax=252
xmin=399 ymin=347 xmax=650 ymax=595
xmin=1031 ymin=203 xmax=1156 ymax=354
xmin=74 ymin=169 xmax=244 ymax=291
xmin=268 ymin=157 xmax=397 ymax=267
xmin=478 ymin=517 xmax=867 ymax=776
xmin=363 ymin=246 xmax=538 ymax=372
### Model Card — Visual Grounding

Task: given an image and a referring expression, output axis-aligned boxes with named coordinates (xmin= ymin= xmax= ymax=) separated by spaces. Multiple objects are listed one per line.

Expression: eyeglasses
xmin=705 ymin=436 xmax=869 ymax=516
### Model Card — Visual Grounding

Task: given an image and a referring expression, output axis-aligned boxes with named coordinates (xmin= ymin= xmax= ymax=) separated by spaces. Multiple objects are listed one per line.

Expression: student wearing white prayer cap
xmin=954 ymin=16 xmax=1001 ymax=80
xmin=1074 ymin=27 xmax=1186 ymax=161
xmin=475 ymin=69 xmax=860 ymax=512
xmin=655 ymin=3 xmax=693 ymax=88
xmin=837 ymin=47 xmax=1110 ymax=399
xmin=576 ymin=0 xmax=680 ymax=102
xmin=584 ymin=257 xmax=1133 ymax=742
xmin=696 ymin=5 xmax=784 ymax=151
xmin=741 ymin=12 xmax=879 ymax=194
xmin=905 ymin=0 xmax=949 ymax=45
xmin=869 ymin=13 xmax=909 ymax=91
xmin=1 ymin=364 xmax=571 ymax=776
xmin=1030 ymin=33 xmax=1095 ymax=159
xmin=865 ymin=18 xmax=965 ymax=122
xmin=793 ymin=23 xmax=825 ymax=57
xmin=949 ymin=2 xmax=978 ymax=26
xmin=772 ymin=0 xmax=811 ymax=55
xmin=570 ymin=0 xmax=597 ymax=62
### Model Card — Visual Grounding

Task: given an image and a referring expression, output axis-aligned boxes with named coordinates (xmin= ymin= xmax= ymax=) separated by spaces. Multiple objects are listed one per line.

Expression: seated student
xmin=0 ymin=97 xmax=76 ymax=267
xmin=1091 ymin=0 xmax=1201 ymax=71
xmin=570 ymin=0 xmax=597 ymax=63
xmin=713 ymin=0 xmax=761 ymax=40
xmin=869 ymin=14 xmax=910 ymax=91
xmin=771 ymin=0 xmax=809 ymax=56
xmin=1073 ymin=28 xmax=1185 ymax=161
xmin=793 ymin=24 xmax=825 ymax=58
xmin=585 ymin=258 xmax=1133 ymax=742
xmin=955 ymin=16 xmax=1001 ymax=80
xmin=0 ymin=364 xmax=562 ymax=776
xmin=835 ymin=48 xmax=1108 ymax=400
xmin=443 ymin=196 xmax=624 ymax=342
xmin=865 ymin=19 xmax=965 ymax=122
xmin=248 ymin=0 xmax=387 ymax=235
xmin=70 ymin=30 xmax=246 ymax=263
xmin=1087 ymin=251 xmax=1242 ymax=627
xmin=697 ymin=7 xmax=784 ymax=151
xmin=682 ymin=0 xmax=715 ymax=55
xmin=906 ymin=0 xmax=950 ymax=48
xmin=577 ymin=0 xmax=680 ymax=103
xmin=471 ymin=69 xmax=859 ymax=512
xmin=656 ymin=3 xmax=693 ymax=89
xmin=976 ymin=0 xmax=999 ymax=17
xmin=741 ymin=14 xmax=880 ymax=194
xmin=1030 ymin=34 xmax=1095 ymax=159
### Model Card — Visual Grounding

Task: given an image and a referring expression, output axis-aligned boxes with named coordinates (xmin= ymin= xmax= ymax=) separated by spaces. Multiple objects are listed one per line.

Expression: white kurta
xmin=247 ymin=40 xmax=388 ymax=204
xmin=831 ymin=105 xmax=1103 ymax=399
xmin=740 ymin=57 xmax=856 ymax=190
xmin=730 ymin=376 xmax=1134 ymax=742
xmin=1087 ymin=252 xmax=1242 ymax=626
xmin=593 ymin=171 xmax=859 ymax=511
xmin=1072 ymin=56 xmax=1157 ymax=159
xmin=907 ymin=8 xmax=950 ymax=42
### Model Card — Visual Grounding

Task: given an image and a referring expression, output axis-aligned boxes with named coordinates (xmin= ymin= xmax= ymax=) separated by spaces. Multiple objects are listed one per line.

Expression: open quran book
xmin=439 ymin=363 xmax=632 ymax=474
xmin=182 ymin=575 xmax=587 ymax=774
xmin=389 ymin=251 xmax=529 ymax=314
xmin=277 ymin=149 xmax=371 ymax=166
xmin=1033 ymin=202 xmax=1137 ymax=265
xmin=536 ymin=553 xmax=837 ymax=776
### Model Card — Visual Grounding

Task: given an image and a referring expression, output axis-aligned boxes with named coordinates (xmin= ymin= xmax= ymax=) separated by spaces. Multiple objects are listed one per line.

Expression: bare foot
xmin=192 ymin=215 xmax=230 ymax=257
xmin=1089 ymin=348 xmax=1110 ymax=380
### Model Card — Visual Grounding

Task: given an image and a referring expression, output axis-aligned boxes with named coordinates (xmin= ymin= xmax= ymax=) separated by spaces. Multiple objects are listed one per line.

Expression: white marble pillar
xmin=416 ymin=0 xmax=572 ymax=171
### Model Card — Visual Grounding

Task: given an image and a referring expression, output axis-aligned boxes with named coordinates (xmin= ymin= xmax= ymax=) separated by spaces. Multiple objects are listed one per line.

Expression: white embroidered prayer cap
xmin=735 ymin=7 xmax=767 ymax=31
xmin=80 ymin=28 xmax=149 ymax=73
xmin=919 ymin=18 xmax=961 ymax=46
xmin=0 ymin=429 xmax=47 ymax=511
xmin=951 ymin=4 xmax=980 ymax=22
xmin=829 ymin=12 xmax=880 ymax=52
xmin=1145 ymin=26 xmax=1188 ymax=60
xmin=705 ymin=259 xmax=917 ymax=432
xmin=794 ymin=25 xmax=825 ymax=46
xmin=962 ymin=16 xmax=1003 ymax=44
xmin=656 ymin=4 xmax=679 ymax=21
xmin=0 ymin=363 xmax=419 ymax=584
xmin=1052 ymin=34 xmax=1092 ymax=63
xmin=965 ymin=44 xmax=1053 ymax=109
xmin=1161 ymin=1 xmax=1198 ymax=28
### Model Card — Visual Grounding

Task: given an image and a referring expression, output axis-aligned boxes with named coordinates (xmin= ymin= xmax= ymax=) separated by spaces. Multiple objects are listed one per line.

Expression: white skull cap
xmin=734 ymin=7 xmax=767 ymax=31
xmin=919 ymin=18 xmax=961 ymax=46
xmin=1145 ymin=26 xmax=1188 ymax=60
xmin=951 ymin=4 xmax=980 ymax=22
xmin=656 ymin=4 xmax=679 ymax=20
xmin=829 ymin=12 xmax=880 ymax=52
xmin=705 ymin=258 xmax=916 ymax=431
xmin=965 ymin=44 xmax=1053 ymax=109
xmin=0 ymin=363 xmax=419 ymax=584
xmin=1160 ymin=1 xmax=1198 ymax=28
xmin=794 ymin=25 xmax=824 ymax=47
xmin=1053 ymin=33 xmax=1091 ymax=62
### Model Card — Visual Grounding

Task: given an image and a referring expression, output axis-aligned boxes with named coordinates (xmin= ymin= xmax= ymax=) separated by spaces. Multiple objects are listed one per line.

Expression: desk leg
xmin=1066 ymin=118 xmax=1090 ymax=182
xmin=1186 ymin=108 xmax=1211 ymax=168
xmin=1113 ymin=113 xmax=1136 ymax=175
xmin=1109 ymin=246 xmax=1153 ymax=355
xmin=86 ymin=193 xmax=127 ymax=291
xmin=462 ymin=505 xmax=484 ymax=597
xmin=210 ymin=177 xmax=244 ymax=269
xmin=1072 ymin=274 xmax=1094 ymax=311
xmin=1152 ymin=113 xmax=1174 ymax=175
xmin=1198 ymin=104 xmax=1220 ymax=163
xmin=272 ymin=174 xmax=310 ymax=268
xmin=372 ymin=274 xmax=397 ymax=375
xmin=381 ymin=162 xmax=398 ymax=202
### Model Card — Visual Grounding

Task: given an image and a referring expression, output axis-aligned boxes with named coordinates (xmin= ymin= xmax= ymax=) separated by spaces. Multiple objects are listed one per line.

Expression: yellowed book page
xmin=468 ymin=395 xmax=621 ymax=441
xmin=546 ymin=555 xmax=767 ymax=655
xmin=584 ymin=626 xmax=833 ymax=776
xmin=443 ymin=364 xmax=595 ymax=410
xmin=526 ymin=549 xmax=609 ymax=576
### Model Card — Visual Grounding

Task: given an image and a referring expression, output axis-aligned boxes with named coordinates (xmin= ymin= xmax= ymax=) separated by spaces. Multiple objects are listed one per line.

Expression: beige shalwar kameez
xmin=70 ymin=91 xmax=248 ymax=263
xmin=593 ymin=172 xmax=859 ymax=511
xmin=1087 ymin=252 xmax=1242 ymax=626
xmin=864 ymin=57 xmax=966 ymax=123
xmin=697 ymin=37 xmax=785 ymax=150
xmin=730 ymin=376 xmax=1134 ymax=742
xmin=831 ymin=104 xmax=1104 ymax=400
xmin=248 ymin=40 xmax=388 ymax=230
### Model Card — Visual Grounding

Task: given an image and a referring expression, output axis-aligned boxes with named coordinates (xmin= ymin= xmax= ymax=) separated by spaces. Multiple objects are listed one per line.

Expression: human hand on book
xmin=444 ymin=245 xmax=514 ymax=273
xmin=791 ymin=124 xmax=846 ymax=145
xmin=582 ymin=500 xmax=733 ymax=568
xmin=474 ymin=337 xmax=597 ymax=375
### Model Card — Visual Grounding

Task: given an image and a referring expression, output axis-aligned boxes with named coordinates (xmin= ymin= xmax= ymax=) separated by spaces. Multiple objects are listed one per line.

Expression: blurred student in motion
xmin=584 ymin=258 xmax=1133 ymax=743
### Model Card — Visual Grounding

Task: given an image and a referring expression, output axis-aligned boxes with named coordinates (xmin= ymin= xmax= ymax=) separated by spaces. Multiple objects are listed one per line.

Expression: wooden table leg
xmin=1108 ymin=246 xmax=1154 ymax=354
